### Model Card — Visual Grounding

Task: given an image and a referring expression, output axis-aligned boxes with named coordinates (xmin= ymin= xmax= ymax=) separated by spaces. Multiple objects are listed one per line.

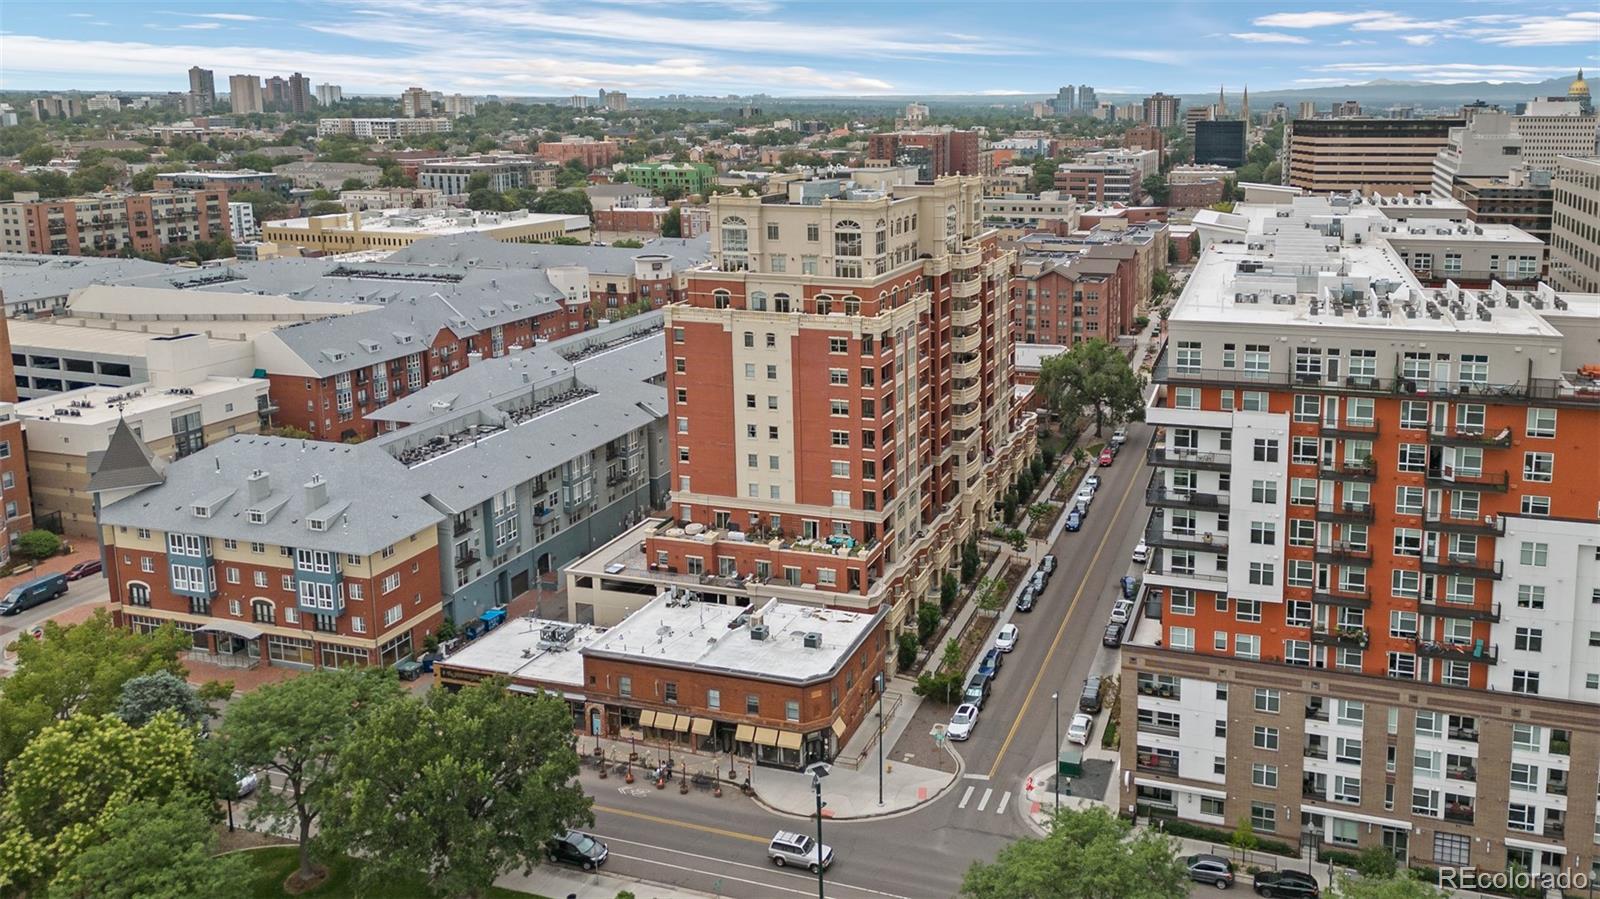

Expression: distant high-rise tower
xmin=315 ymin=83 xmax=343 ymax=106
xmin=1142 ymin=92 xmax=1180 ymax=128
xmin=1078 ymin=84 xmax=1096 ymax=112
xmin=1242 ymin=85 xmax=1250 ymax=124
xmin=1053 ymin=86 xmax=1076 ymax=117
xmin=400 ymin=86 xmax=432 ymax=118
xmin=187 ymin=66 xmax=215 ymax=113
xmin=287 ymin=72 xmax=313 ymax=115
xmin=228 ymin=74 xmax=263 ymax=114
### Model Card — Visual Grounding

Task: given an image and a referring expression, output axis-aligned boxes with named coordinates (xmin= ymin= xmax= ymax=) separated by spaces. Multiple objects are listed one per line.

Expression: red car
xmin=1098 ymin=449 xmax=1114 ymax=467
xmin=65 ymin=559 xmax=102 ymax=581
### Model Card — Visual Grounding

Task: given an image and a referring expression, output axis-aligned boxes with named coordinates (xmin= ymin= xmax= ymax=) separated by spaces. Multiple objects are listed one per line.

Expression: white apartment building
xmin=316 ymin=118 xmax=452 ymax=140
xmin=1432 ymin=113 xmax=1522 ymax=198
xmin=1084 ymin=148 xmax=1161 ymax=182
xmin=1169 ymin=164 xmax=1236 ymax=186
xmin=1549 ymin=155 xmax=1600 ymax=294
xmin=228 ymin=202 xmax=259 ymax=242
xmin=979 ymin=190 xmax=1080 ymax=230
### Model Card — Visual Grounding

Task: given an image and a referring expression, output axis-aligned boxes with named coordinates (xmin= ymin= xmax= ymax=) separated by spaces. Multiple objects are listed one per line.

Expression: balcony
xmin=952 ymin=356 xmax=980 ymax=380
xmin=454 ymin=549 xmax=481 ymax=568
xmin=1313 ymin=501 xmax=1375 ymax=523
xmin=1319 ymin=460 xmax=1378 ymax=482
xmin=1313 ymin=587 xmax=1372 ymax=610
xmin=1314 ymin=543 xmax=1373 ymax=566
xmin=1413 ymin=639 xmax=1498 ymax=665
xmin=1319 ymin=419 xmax=1381 ymax=440
xmin=952 ymin=277 xmax=982 ymax=299
xmin=1145 ymin=477 xmax=1228 ymax=510
xmin=952 ymin=382 xmax=980 ymax=406
xmin=951 ymin=302 xmax=981 ymax=328
xmin=532 ymin=506 xmax=557 ymax=523
xmin=1311 ymin=626 xmax=1370 ymax=649
xmin=452 ymin=518 xmax=473 ymax=537
xmin=1429 ymin=425 xmax=1512 ymax=448
xmin=1443 ymin=803 xmax=1475 ymax=824
xmin=1146 ymin=444 xmax=1232 ymax=472
xmin=1135 ymin=753 xmax=1180 ymax=776
xmin=952 ymin=330 xmax=980 ymax=354
xmin=1146 ymin=548 xmax=1229 ymax=587
xmin=1425 ymin=468 xmax=1509 ymax=492
xmin=1420 ymin=555 xmax=1504 ymax=580
xmin=1303 ymin=743 xmax=1329 ymax=760
xmin=951 ymin=247 xmax=983 ymax=270
xmin=1445 ymin=762 xmax=1477 ymax=783
xmin=1136 ymin=717 xmax=1181 ymax=737
xmin=1423 ymin=512 xmax=1505 ymax=536
xmin=1144 ymin=521 xmax=1228 ymax=554
xmin=952 ymin=406 xmax=981 ymax=431
xmin=1417 ymin=600 xmax=1501 ymax=622
xmin=1136 ymin=677 xmax=1181 ymax=700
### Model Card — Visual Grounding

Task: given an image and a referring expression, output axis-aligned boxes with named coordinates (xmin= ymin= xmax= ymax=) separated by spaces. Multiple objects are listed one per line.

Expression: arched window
xmin=127 ymin=583 xmax=150 ymax=607
xmin=749 ymin=291 xmax=768 ymax=312
xmin=773 ymin=292 xmax=792 ymax=313
xmin=251 ymin=598 xmax=276 ymax=624
xmin=874 ymin=219 xmax=887 ymax=256
xmin=842 ymin=295 xmax=861 ymax=316
xmin=833 ymin=220 xmax=862 ymax=258
xmin=720 ymin=216 xmax=749 ymax=271
xmin=815 ymin=293 xmax=833 ymax=315
xmin=945 ymin=205 xmax=959 ymax=252
xmin=713 ymin=289 xmax=731 ymax=310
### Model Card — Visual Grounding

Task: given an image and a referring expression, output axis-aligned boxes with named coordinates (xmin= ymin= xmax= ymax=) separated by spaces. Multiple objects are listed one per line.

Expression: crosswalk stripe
xmin=996 ymin=791 xmax=1011 ymax=814
xmin=958 ymin=786 xmax=974 ymax=809
xmin=977 ymin=788 xmax=993 ymax=811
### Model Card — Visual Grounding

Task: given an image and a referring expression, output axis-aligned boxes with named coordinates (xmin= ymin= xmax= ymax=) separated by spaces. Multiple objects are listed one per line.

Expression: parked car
xmin=978 ymin=648 xmax=1003 ymax=678
xmin=995 ymin=624 xmax=1019 ymax=652
xmin=1078 ymin=675 xmax=1104 ymax=713
xmin=1075 ymin=487 xmax=1095 ymax=508
xmin=233 ymin=769 xmax=259 ymax=799
xmin=768 ymin=831 xmax=832 ymax=873
xmin=964 ymin=672 xmax=992 ymax=708
xmin=1109 ymin=597 xmax=1136 ymax=624
xmin=1120 ymin=575 xmax=1138 ymax=599
xmin=0 ymin=573 xmax=68 ymax=617
xmin=548 ymin=830 xmax=610 ymax=870
xmin=1065 ymin=509 xmax=1084 ymax=532
xmin=1102 ymin=621 xmax=1124 ymax=648
xmin=1098 ymin=449 xmax=1114 ymax=466
xmin=1131 ymin=540 xmax=1149 ymax=564
xmin=947 ymin=703 xmax=979 ymax=741
xmin=1186 ymin=853 xmax=1235 ymax=889
xmin=65 ymin=559 xmax=103 ymax=581
xmin=1253 ymin=870 xmax=1320 ymax=898
xmin=1016 ymin=587 xmax=1036 ymax=613
xmin=1084 ymin=474 xmax=1102 ymax=491
xmin=1111 ymin=427 xmax=1128 ymax=446
xmin=1031 ymin=569 xmax=1048 ymax=592
xmin=1066 ymin=712 xmax=1093 ymax=745
xmin=1041 ymin=553 xmax=1058 ymax=575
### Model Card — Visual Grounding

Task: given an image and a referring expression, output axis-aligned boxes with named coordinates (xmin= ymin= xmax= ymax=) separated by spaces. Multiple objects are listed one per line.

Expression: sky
xmin=2 ymin=0 xmax=1598 ymax=98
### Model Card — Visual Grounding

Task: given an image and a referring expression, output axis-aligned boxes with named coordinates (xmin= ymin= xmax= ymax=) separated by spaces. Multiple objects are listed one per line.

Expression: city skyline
xmin=2 ymin=1 xmax=1598 ymax=98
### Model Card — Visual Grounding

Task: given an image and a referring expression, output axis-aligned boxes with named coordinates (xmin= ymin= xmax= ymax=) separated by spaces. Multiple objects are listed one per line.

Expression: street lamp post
xmin=875 ymin=672 xmax=885 ymax=807
xmin=807 ymin=764 xmax=830 ymax=899
xmin=1052 ymin=691 xmax=1061 ymax=810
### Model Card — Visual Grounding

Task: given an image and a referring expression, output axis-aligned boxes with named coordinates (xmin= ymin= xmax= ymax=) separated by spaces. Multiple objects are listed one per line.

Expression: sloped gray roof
xmin=383 ymin=232 xmax=711 ymax=275
xmin=86 ymin=417 xmax=166 ymax=493
xmin=0 ymin=254 xmax=174 ymax=307
xmin=98 ymin=436 xmax=443 ymax=554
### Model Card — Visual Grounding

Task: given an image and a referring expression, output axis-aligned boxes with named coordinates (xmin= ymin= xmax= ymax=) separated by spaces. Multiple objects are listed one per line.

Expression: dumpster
xmin=479 ymin=607 xmax=507 ymax=632
xmin=1057 ymin=748 xmax=1084 ymax=779
xmin=394 ymin=658 xmax=425 ymax=681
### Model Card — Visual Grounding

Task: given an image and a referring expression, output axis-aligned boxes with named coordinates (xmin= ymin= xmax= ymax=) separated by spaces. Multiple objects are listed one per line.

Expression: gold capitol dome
xmin=1570 ymin=69 xmax=1590 ymax=98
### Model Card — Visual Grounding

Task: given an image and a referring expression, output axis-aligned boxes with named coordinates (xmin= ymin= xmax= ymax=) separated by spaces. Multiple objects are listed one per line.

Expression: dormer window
xmin=248 ymin=510 xmax=265 ymax=524
xmin=308 ymin=517 xmax=327 ymax=532
xmin=192 ymin=505 xmax=210 ymax=518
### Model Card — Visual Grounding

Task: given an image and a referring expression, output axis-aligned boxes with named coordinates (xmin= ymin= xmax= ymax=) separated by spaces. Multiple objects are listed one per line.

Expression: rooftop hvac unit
xmin=750 ymin=625 xmax=769 ymax=641
xmin=803 ymin=632 xmax=823 ymax=649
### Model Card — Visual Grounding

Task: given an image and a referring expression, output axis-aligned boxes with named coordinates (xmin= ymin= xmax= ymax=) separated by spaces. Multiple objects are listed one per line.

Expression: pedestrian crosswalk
xmin=956 ymin=785 xmax=1013 ymax=815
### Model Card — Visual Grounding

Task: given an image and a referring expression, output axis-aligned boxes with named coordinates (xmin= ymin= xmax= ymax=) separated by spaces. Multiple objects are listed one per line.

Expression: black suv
xmin=1078 ymin=675 xmax=1104 ymax=713
xmin=1253 ymin=870 xmax=1320 ymax=898
xmin=546 ymin=830 xmax=609 ymax=870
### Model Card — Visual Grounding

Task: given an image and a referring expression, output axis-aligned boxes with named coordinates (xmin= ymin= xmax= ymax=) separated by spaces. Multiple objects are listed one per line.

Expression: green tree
xmin=534 ymin=189 xmax=592 ymax=216
xmin=466 ymin=188 xmax=507 ymax=211
xmin=1036 ymin=340 xmax=1145 ymax=437
xmin=939 ymin=571 xmax=959 ymax=612
xmin=1229 ymin=815 xmax=1259 ymax=857
xmin=611 ymin=238 xmax=644 ymax=248
xmin=116 ymin=670 xmax=207 ymax=728
xmin=1328 ymin=873 xmax=1448 ymax=899
xmin=1141 ymin=173 xmax=1170 ymax=206
xmin=305 ymin=201 xmax=344 ymax=216
xmin=976 ymin=577 xmax=1006 ymax=613
xmin=0 ymin=610 xmax=190 ymax=780
xmin=1027 ymin=503 xmax=1054 ymax=532
xmin=1152 ymin=269 xmax=1173 ymax=300
xmin=896 ymin=632 xmax=919 ymax=670
xmin=19 ymin=145 xmax=54 ymax=166
xmin=660 ymin=205 xmax=682 ymax=238
xmin=215 ymin=668 xmax=403 ymax=886
xmin=46 ymin=799 xmax=251 ymax=899
xmin=960 ymin=537 xmax=980 ymax=583
xmin=916 ymin=601 xmax=941 ymax=643
xmin=1030 ymin=155 xmax=1060 ymax=193
xmin=231 ymin=189 xmax=286 ymax=224
xmin=15 ymin=529 xmax=61 ymax=560
xmin=962 ymin=806 xmax=1187 ymax=899
xmin=339 ymin=177 xmax=367 ymax=191
xmin=319 ymin=680 xmax=592 ymax=899
xmin=184 ymin=143 xmax=217 ymax=162
xmin=0 ymin=714 xmax=204 ymax=893
xmin=1354 ymin=846 xmax=1399 ymax=879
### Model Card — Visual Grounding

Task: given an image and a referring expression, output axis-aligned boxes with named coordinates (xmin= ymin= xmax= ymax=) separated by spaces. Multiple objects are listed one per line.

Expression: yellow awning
xmin=754 ymin=727 xmax=780 ymax=746
xmin=830 ymin=717 xmax=847 ymax=738
xmin=776 ymin=730 xmax=803 ymax=750
xmin=734 ymin=723 xmax=755 ymax=743
xmin=655 ymin=713 xmax=678 ymax=731
xmin=637 ymin=710 xmax=657 ymax=728
xmin=672 ymin=714 xmax=691 ymax=732
xmin=691 ymin=717 xmax=713 ymax=736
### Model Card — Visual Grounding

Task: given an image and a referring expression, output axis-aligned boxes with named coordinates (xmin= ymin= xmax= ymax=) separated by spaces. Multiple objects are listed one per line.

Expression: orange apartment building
xmin=0 ymin=190 xmax=230 ymax=257
xmin=0 ymin=315 xmax=34 ymax=559
xmin=537 ymin=138 xmax=622 ymax=168
xmin=1122 ymin=193 xmax=1600 ymax=882
xmin=565 ymin=171 xmax=1036 ymax=650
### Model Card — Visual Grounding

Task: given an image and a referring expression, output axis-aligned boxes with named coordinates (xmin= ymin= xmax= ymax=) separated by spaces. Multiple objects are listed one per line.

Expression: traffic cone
xmin=1026 ymin=775 xmax=1035 ymax=794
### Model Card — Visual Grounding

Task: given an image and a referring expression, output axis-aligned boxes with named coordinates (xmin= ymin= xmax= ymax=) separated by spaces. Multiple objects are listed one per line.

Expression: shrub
xmin=916 ymin=602 xmax=941 ymax=644
xmin=940 ymin=572 xmax=959 ymax=612
xmin=913 ymin=671 xmax=964 ymax=704
xmin=1149 ymin=820 xmax=1297 ymax=857
xmin=1041 ymin=447 xmax=1057 ymax=469
xmin=896 ymin=632 xmax=919 ymax=670
xmin=16 ymin=529 xmax=62 ymax=560
xmin=1355 ymin=846 xmax=1398 ymax=879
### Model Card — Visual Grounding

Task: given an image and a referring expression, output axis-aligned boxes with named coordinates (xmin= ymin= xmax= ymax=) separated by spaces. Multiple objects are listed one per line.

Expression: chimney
xmin=247 ymin=468 xmax=271 ymax=503
xmin=304 ymin=473 xmax=328 ymax=510
xmin=467 ymin=351 xmax=483 ymax=365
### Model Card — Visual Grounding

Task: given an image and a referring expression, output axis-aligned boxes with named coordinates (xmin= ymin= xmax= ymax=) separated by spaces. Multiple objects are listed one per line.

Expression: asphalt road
xmin=582 ymin=419 xmax=1159 ymax=898
xmin=0 ymin=573 xmax=109 ymax=658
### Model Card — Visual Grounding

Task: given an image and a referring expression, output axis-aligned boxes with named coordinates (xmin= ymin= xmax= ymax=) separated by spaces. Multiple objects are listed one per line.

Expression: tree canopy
xmin=0 ymin=610 xmax=190 ymax=780
xmin=46 ymin=798 xmax=251 ymax=899
xmin=0 ymin=713 xmax=204 ymax=894
xmin=214 ymin=668 xmax=403 ymax=883
xmin=961 ymin=807 xmax=1188 ymax=899
xmin=320 ymin=680 xmax=593 ymax=899
xmin=116 ymin=670 xmax=208 ymax=728
xmin=1328 ymin=873 xmax=1449 ymax=899
xmin=1036 ymin=339 xmax=1145 ymax=437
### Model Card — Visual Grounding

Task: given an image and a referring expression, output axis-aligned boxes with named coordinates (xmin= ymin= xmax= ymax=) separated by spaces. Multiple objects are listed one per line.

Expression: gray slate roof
xmin=0 ymin=254 xmax=173 ymax=307
xmin=87 ymin=418 xmax=166 ymax=493
xmin=98 ymin=436 xmax=443 ymax=555
xmin=383 ymin=233 xmax=711 ymax=275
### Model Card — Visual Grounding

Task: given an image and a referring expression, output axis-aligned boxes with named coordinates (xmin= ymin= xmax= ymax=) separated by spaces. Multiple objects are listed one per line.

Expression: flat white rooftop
xmin=437 ymin=617 xmax=602 ymax=691
xmin=264 ymin=208 xmax=584 ymax=235
xmin=583 ymin=593 xmax=882 ymax=684
xmin=16 ymin=376 xmax=264 ymax=427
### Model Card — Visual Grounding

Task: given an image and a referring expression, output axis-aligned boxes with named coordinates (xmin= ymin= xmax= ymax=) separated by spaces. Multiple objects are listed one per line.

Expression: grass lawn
xmin=240 ymin=846 xmax=547 ymax=899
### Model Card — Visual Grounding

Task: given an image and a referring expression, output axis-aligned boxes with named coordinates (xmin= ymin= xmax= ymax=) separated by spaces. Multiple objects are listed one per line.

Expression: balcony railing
xmin=1445 ymin=763 xmax=1477 ymax=783
xmin=1146 ymin=444 xmax=1231 ymax=471
xmin=1425 ymin=468 xmax=1510 ymax=492
xmin=1320 ymin=419 xmax=1381 ymax=439
xmin=1422 ymin=512 xmax=1505 ymax=536
xmin=1414 ymin=639 xmax=1498 ymax=665
xmin=1144 ymin=521 xmax=1228 ymax=553
xmin=1313 ymin=587 xmax=1372 ymax=609
xmin=1303 ymin=743 xmax=1329 ymax=760
xmin=1136 ymin=719 xmax=1181 ymax=737
xmin=454 ymin=549 xmax=481 ymax=568
xmin=1313 ymin=501 xmax=1375 ymax=523
xmin=452 ymin=518 xmax=473 ymax=537
xmin=1314 ymin=542 xmax=1373 ymax=566
xmin=1135 ymin=754 xmax=1180 ymax=776
xmin=1420 ymin=555 xmax=1504 ymax=580
xmin=1311 ymin=626 xmax=1370 ymax=649
xmin=1443 ymin=804 xmax=1475 ymax=824
xmin=1145 ymin=476 xmax=1228 ymax=510
xmin=1146 ymin=548 xmax=1229 ymax=586
xmin=1417 ymin=600 xmax=1501 ymax=622
xmin=1319 ymin=461 xmax=1378 ymax=482
xmin=1429 ymin=425 xmax=1513 ymax=448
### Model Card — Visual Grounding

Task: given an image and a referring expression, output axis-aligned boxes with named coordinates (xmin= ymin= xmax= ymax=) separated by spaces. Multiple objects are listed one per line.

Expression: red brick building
xmin=0 ymin=190 xmax=230 ymax=257
xmin=538 ymin=139 xmax=622 ymax=168
xmin=867 ymin=130 xmax=982 ymax=175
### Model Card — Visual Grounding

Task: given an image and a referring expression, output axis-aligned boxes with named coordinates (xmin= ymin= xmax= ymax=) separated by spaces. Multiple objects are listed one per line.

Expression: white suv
xmin=768 ymin=831 xmax=833 ymax=873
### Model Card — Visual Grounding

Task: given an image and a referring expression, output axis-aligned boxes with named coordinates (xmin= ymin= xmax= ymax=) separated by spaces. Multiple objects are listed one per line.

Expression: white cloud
xmin=173 ymin=22 xmax=224 ymax=30
xmin=1252 ymin=11 xmax=1394 ymax=28
xmin=1255 ymin=8 xmax=1600 ymax=47
xmin=1314 ymin=61 xmax=1580 ymax=83
xmin=1476 ymin=12 xmax=1600 ymax=47
xmin=1228 ymin=32 xmax=1311 ymax=44
xmin=195 ymin=13 xmax=266 ymax=21
xmin=1401 ymin=34 xmax=1437 ymax=46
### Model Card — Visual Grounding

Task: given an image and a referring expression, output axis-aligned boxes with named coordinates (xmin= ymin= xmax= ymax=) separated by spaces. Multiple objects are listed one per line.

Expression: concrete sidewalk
xmin=497 ymin=863 xmax=716 ymax=899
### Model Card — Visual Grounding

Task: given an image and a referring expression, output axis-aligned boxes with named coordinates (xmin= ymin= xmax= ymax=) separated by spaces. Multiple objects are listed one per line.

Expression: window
xmin=1507 ymin=804 xmax=1536 ymax=833
xmin=1175 ymin=340 xmax=1202 ymax=371
xmin=1248 ymin=561 xmax=1274 ymax=586
xmin=746 ymin=694 xmax=760 ymax=714
xmin=1251 ymin=763 xmax=1278 ymax=788
xmin=1523 ymin=452 xmax=1553 ymax=482
xmin=1250 ymin=802 xmax=1276 ymax=833
xmin=829 ymin=337 xmax=848 ymax=354
xmin=1514 ymin=627 xmax=1543 ymax=652
xmin=1395 ymin=486 xmax=1423 ymax=516
xmin=1397 ymin=443 xmax=1426 ymax=473
xmin=831 ymin=431 xmax=849 ymax=447
xmin=1293 ymin=394 xmax=1320 ymax=422
xmin=1249 ymin=521 xmax=1276 ymax=545
xmin=1170 ymin=590 xmax=1195 ymax=615
xmin=1526 ymin=408 xmax=1556 ymax=438
xmin=1520 ymin=495 xmax=1550 ymax=517
xmin=1400 ymin=400 xmax=1428 ymax=428
xmin=1168 ymin=626 xmax=1194 ymax=651
xmin=1172 ymin=387 xmax=1200 ymax=410
xmin=785 ymin=700 xmax=800 ymax=722
xmin=1253 ymin=726 xmax=1279 ymax=750
xmin=619 ymin=676 xmax=632 ymax=698
xmin=1511 ymin=670 xmax=1540 ymax=695
xmin=1252 ymin=438 xmax=1278 ymax=463
xmin=1337 ymin=700 xmax=1364 ymax=725
xmin=1433 ymin=833 xmax=1470 ymax=866
xmin=1253 ymin=688 xmax=1280 ymax=713
xmin=1516 ymin=584 xmax=1545 ymax=609
xmin=1519 ymin=541 xmax=1548 ymax=567
xmin=1250 ymin=480 xmax=1277 ymax=504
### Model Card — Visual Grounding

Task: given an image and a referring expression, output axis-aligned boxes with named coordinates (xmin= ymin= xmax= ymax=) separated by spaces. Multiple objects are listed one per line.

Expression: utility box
xmin=1057 ymin=748 xmax=1084 ymax=779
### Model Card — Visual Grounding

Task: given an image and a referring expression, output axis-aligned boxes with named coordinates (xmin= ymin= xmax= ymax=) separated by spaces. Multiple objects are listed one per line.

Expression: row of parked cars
xmin=1185 ymin=853 xmax=1322 ymax=896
